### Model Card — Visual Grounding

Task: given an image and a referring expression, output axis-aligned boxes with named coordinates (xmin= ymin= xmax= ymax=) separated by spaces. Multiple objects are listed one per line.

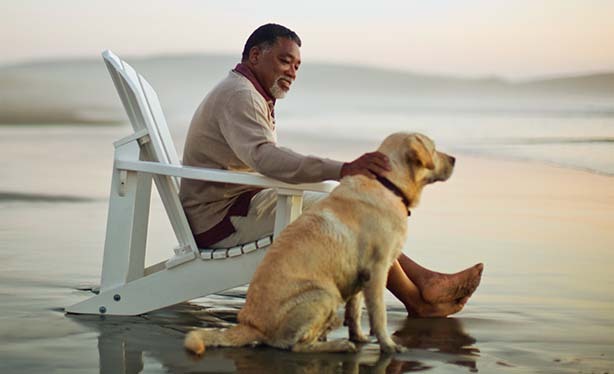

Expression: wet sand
xmin=0 ymin=128 xmax=613 ymax=373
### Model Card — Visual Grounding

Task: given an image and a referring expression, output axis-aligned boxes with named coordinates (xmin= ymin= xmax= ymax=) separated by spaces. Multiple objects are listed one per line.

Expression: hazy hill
xmin=1 ymin=54 xmax=612 ymax=124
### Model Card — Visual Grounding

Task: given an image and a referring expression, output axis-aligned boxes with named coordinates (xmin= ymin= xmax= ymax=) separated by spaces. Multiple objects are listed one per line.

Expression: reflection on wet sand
xmin=393 ymin=317 xmax=480 ymax=372
xmin=393 ymin=317 xmax=479 ymax=355
xmin=67 ymin=298 xmax=484 ymax=374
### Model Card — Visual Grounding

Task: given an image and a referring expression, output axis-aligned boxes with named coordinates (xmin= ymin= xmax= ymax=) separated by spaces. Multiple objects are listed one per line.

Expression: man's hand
xmin=340 ymin=152 xmax=391 ymax=179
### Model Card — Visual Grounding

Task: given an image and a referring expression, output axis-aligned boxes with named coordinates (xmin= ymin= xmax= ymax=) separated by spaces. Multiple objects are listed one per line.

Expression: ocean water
xmin=1 ymin=58 xmax=614 ymax=372
xmin=276 ymin=101 xmax=614 ymax=176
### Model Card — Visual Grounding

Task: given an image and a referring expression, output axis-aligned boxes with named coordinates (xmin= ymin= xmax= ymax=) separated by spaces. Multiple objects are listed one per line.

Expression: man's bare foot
xmin=419 ymin=263 xmax=484 ymax=305
xmin=407 ymin=296 xmax=470 ymax=318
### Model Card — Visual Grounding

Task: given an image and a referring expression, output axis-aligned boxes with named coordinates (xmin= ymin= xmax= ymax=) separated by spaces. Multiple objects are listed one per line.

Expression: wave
xmin=453 ymin=147 xmax=614 ymax=177
xmin=0 ymin=192 xmax=97 ymax=203
xmin=471 ymin=137 xmax=614 ymax=145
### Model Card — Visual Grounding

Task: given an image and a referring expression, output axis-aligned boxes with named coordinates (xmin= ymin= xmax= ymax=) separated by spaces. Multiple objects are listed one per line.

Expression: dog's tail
xmin=184 ymin=324 xmax=262 ymax=355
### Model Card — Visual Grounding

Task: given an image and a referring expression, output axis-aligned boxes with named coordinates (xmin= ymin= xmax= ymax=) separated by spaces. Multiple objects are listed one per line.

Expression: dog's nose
xmin=449 ymin=156 xmax=456 ymax=166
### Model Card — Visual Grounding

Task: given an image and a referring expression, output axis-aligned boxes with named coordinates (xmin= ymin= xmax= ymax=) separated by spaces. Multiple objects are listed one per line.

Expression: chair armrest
xmin=115 ymin=160 xmax=338 ymax=193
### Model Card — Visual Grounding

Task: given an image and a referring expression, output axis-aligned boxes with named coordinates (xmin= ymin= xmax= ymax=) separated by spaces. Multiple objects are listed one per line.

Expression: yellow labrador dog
xmin=185 ymin=132 xmax=455 ymax=354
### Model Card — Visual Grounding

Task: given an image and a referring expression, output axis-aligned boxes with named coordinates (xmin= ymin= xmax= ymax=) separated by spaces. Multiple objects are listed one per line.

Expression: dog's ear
xmin=407 ymin=136 xmax=435 ymax=170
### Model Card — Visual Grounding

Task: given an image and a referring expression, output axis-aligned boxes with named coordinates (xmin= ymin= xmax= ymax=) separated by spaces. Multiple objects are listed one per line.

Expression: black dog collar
xmin=376 ymin=175 xmax=411 ymax=216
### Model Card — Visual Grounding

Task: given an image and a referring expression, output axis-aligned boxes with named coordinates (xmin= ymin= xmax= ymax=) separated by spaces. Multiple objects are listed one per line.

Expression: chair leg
xmin=273 ymin=190 xmax=303 ymax=238
xmin=100 ymin=142 xmax=153 ymax=293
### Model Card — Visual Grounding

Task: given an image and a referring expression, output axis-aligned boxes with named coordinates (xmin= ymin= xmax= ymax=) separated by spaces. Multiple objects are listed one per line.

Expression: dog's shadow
xmin=66 ymin=300 xmax=479 ymax=373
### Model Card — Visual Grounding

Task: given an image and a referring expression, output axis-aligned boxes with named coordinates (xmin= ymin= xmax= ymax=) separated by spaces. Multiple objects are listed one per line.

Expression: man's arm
xmin=220 ymin=89 xmax=389 ymax=183
xmin=219 ymin=90 xmax=342 ymax=183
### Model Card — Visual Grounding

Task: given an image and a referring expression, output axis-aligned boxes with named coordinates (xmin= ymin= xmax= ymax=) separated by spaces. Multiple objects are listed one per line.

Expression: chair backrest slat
xmin=118 ymin=62 xmax=173 ymax=164
xmin=103 ymin=52 xmax=141 ymax=131
xmin=138 ymin=77 xmax=182 ymax=190
xmin=102 ymin=50 xmax=197 ymax=253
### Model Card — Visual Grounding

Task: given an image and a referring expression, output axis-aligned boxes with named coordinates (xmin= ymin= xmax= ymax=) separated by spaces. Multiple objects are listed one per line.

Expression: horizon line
xmin=2 ymin=51 xmax=614 ymax=83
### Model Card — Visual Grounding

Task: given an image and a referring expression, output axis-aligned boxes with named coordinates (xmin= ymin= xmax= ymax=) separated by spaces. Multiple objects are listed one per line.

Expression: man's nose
xmin=287 ymin=65 xmax=297 ymax=79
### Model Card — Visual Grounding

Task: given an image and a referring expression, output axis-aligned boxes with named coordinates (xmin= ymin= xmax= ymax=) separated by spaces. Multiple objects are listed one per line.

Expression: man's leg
xmin=212 ymin=189 xmax=327 ymax=248
xmin=397 ymin=254 xmax=483 ymax=305
xmin=387 ymin=260 xmax=469 ymax=317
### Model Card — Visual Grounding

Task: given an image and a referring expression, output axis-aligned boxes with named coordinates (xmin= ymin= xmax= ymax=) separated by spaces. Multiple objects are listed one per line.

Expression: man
xmin=180 ymin=24 xmax=482 ymax=317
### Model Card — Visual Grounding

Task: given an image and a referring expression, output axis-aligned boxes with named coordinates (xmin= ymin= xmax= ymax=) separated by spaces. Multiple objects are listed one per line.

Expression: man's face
xmin=249 ymin=37 xmax=301 ymax=99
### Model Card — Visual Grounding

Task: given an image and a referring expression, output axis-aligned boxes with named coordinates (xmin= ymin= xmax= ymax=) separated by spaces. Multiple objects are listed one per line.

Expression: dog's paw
xmin=343 ymin=340 xmax=359 ymax=353
xmin=349 ymin=332 xmax=370 ymax=344
xmin=325 ymin=340 xmax=358 ymax=353
xmin=379 ymin=340 xmax=406 ymax=354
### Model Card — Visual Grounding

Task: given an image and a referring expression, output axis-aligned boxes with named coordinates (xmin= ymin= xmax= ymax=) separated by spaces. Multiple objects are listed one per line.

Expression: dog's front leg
xmin=345 ymin=292 xmax=369 ymax=343
xmin=363 ymin=264 xmax=405 ymax=353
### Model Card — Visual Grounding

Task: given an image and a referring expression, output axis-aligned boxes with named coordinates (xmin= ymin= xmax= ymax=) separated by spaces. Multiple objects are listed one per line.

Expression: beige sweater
xmin=180 ymin=71 xmax=343 ymax=236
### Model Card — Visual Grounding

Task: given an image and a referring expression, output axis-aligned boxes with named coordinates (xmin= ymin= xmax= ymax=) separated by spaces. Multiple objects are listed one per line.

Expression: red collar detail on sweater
xmin=233 ymin=63 xmax=276 ymax=117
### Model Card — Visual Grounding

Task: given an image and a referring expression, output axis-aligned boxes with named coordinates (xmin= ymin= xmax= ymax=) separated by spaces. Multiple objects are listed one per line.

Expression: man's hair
xmin=241 ymin=23 xmax=301 ymax=62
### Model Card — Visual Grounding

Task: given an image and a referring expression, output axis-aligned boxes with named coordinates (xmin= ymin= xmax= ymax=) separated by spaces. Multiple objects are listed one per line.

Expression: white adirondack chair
xmin=66 ymin=50 xmax=335 ymax=316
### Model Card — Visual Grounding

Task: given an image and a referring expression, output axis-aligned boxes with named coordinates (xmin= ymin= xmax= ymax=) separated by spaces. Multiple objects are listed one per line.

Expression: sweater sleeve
xmin=219 ymin=89 xmax=343 ymax=184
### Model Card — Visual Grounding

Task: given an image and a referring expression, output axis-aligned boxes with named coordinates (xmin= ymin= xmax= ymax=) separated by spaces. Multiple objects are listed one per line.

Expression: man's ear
xmin=248 ymin=46 xmax=261 ymax=65
xmin=407 ymin=136 xmax=435 ymax=170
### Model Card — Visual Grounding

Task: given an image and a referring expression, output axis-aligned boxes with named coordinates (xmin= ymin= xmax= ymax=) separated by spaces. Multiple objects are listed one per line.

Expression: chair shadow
xmin=66 ymin=302 xmax=478 ymax=373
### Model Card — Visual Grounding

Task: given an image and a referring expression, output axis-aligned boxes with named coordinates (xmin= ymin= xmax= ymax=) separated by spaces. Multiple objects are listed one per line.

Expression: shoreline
xmin=0 ymin=120 xmax=613 ymax=177
xmin=281 ymin=128 xmax=614 ymax=179
xmin=458 ymin=149 xmax=614 ymax=178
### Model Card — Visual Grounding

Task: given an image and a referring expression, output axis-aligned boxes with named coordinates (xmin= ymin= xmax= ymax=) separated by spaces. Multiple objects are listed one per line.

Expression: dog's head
xmin=378 ymin=132 xmax=455 ymax=207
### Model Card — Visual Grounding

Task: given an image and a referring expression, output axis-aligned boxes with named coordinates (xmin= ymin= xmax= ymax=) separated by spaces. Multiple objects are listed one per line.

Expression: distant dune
xmin=1 ymin=54 xmax=613 ymax=125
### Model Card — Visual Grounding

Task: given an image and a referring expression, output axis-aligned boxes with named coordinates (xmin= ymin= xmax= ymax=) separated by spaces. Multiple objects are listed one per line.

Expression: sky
xmin=2 ymin=0 xmax=614 ymax=78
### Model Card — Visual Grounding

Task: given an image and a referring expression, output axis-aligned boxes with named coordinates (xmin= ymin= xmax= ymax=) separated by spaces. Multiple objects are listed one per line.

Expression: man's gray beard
xmin=270 ymin=79 xmax=288 ymax=99
xmin=269 ymin=84 xmax=286 ymax=99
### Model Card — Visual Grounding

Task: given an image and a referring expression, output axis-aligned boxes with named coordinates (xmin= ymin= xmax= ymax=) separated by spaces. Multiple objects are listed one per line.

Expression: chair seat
xmin=199 ymin=236 xmax=273 ymax=260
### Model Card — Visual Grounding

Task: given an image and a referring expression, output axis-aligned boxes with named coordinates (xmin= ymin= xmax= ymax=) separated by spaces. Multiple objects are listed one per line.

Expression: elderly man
xmin=180 ymin=23 xmax=482 ymax=317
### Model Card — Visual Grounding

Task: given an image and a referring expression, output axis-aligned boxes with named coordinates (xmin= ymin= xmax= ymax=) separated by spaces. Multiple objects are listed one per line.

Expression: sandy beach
xmin=0 ymin=123 xmax=612 ymax=373
xmin=2 ymin=4 xmax=614 ymax=370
